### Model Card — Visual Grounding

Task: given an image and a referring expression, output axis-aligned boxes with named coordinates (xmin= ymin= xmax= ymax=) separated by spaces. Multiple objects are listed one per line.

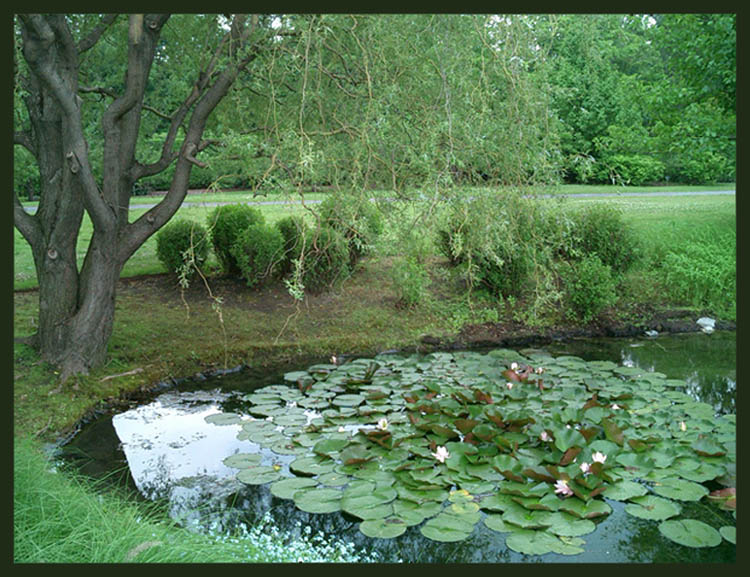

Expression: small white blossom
xmin=510 ymin=362 xmax=519 ymax=370
xmin=592 ymin=451 xmax=607 ymax=464
xmin=679 ymin=421 xmax=687 ymax=432
xmin=506 ymin=382 xmax=514 ymax=390
xmin=431 ymin=446 xmax=450 ymax=463
xmin=579 ymin=462 xmax=591 ymax=475
xmin=540 ymin=431 xmax=551 ymax=442
xmin=377 ymin=418 xmax=388 ymax=431
xmin=554 ymin=479 xmax=573 ymax=497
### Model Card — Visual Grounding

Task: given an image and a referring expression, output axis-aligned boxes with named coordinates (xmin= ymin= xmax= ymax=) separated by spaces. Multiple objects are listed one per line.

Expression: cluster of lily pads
xmin=205 ymin=349 xmax=736 ymax=556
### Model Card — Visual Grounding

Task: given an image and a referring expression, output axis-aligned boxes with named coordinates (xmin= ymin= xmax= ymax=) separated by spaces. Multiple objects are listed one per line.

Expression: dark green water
xmin=62 ymin=331 xmax=736 ymax=563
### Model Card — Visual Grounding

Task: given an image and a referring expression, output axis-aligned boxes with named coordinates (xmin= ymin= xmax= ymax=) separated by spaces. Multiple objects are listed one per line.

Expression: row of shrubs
xmin=434 ymin=194 xmax=639 ymax=323
xmin=155 ymin=194 xmax=383 ymax=294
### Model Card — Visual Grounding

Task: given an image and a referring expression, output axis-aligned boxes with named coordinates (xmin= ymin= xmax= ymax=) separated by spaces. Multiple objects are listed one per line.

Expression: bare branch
xmin=77 ymin=14 xmax=118 ymax=53
xmin=79 ymin=85 xmax=172 ymax=120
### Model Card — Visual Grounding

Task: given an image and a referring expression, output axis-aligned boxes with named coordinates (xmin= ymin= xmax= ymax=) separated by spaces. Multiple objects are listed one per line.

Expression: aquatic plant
xmin=206 ymin=349 xmax=735 ymax=556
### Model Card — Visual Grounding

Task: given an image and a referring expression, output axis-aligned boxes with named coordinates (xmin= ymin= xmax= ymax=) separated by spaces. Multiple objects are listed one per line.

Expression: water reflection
xmin=66 ymin=332 xmax=735 ymax=563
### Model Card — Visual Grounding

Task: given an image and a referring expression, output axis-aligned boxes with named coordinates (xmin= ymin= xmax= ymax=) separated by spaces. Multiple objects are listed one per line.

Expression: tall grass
xmin=13 ymin=437 xmax=383 ymax=563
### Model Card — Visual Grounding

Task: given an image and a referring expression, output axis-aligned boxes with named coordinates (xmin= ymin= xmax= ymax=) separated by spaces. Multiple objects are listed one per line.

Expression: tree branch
xmin=14 ymin=131 xmax=35 ymax=156
xmin=13 ymin=191 xmax=41 ymax=251
xmin=77 ymin=14 xmax=118 ymax=53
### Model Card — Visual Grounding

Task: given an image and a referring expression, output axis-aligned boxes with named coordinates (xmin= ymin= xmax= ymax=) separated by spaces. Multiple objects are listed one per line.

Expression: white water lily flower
xmin=535 ymin=366 xmax=545 ymax=374
xmin=338 ymin=426 xmax=346 ymax=433
xmin=540 ymin=431 xmax=551 ymax=442
xmin=554 ymin=479 xmax=573 ymax=497
xmin=431 ymin=446 xmax=450 ymax=463
xmin=506 ymin=382 xmax=514 ymax=390
xmin=679 ymin=421 xmax=687 ymax=432
xmin=510 ymin=362 xmax=519 ymax=370
xmin=611 ymin=404 xmax=621 ymax=410
xmin=592 ymin=451 xmax=607 ymax=464
xmin=377 ymin=418 xmax=388 ymax=431
xmin=580 ymin=462 xmax=591 ymax=475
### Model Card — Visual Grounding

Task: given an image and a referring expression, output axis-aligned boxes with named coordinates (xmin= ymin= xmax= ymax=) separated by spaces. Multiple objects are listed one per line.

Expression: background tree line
xmin=14 ymin=13 xmax=736 ymax=202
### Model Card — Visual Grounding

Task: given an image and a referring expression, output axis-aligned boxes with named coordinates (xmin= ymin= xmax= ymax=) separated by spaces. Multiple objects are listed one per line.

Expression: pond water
xmin=61 ymin=331 xmax=736 ymax=563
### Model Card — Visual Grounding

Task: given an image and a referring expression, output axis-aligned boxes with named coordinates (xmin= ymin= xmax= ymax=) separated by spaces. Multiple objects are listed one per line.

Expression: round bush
xmin=559 ymin=255 xmax=618 ymax=323
xmin=317 ymin=193 xmax=383 ymax=264
xmin=208 ymin=204 xmax=265 ymax=275
xmin=230 ymin=222 xmax=285 ymax=288
xmin=156 ymin=219 xmax=210 ymax=277
xmin=567 ymin=204 xmax=639 ymax=274
xmin=298 ymin=225 xmax=350 ymax=293
xmin=275 ymin=215 xmax=307 ymax=275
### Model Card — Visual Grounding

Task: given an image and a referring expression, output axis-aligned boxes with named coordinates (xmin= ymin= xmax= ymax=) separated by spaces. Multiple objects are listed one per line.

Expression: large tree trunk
xmin=15 ymin=14 xmax=258 ymax=380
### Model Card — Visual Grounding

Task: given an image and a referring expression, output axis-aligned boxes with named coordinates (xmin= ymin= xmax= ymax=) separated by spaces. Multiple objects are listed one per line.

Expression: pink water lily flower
xmin=592 ymin=451 xmax=607 ymax=464
xmin=431 ymin=446 xmax=450 ymax=463
xmin=540 ymin=431 xmax=551 ymax=442
xmin=554 ymin=479 xmax=573 ymax=497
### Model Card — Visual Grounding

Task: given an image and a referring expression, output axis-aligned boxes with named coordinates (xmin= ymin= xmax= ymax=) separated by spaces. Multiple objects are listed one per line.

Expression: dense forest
xmin=14 ymin=13 xmax=736 ymax=201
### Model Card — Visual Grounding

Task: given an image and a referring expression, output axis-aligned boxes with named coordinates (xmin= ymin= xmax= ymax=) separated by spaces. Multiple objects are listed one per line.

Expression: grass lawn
xmin=13 ymin=186 xmax=736 ymax=439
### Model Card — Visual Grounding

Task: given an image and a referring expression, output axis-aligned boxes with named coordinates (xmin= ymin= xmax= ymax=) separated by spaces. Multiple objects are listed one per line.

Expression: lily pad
xmin=222 ymin=453 xmax=262 ymax=469
xmin=359 ymin=517 xmax=408 ymax=539
xmin=420 ymin=511 xmax=477 ymax=542
xmin=505 ymin=529 xmax=561 ymax=555
xmin=236 ymin=466 xmax=283 ymax=485
xmin=270 ymin=476 xmax=318 ymax=499
xmin=603 ymin=480 xmax=649 ymax=501
xmin=293 ymin=487 xmax=343 ymax=514
xmin=624 ymin=495 xmax=682 ymax=521
xmin=205 ymin=412 xmax=243 ymax=426
xmin=658 ymin=519 xmax=722 ymax=548
xmin=651 ymin=478 xmax=709 ymax=502
xmin=484 ymin=514 xmax=513 ymax=533
xmin=719 ymin=526 xmax=736 ymax=544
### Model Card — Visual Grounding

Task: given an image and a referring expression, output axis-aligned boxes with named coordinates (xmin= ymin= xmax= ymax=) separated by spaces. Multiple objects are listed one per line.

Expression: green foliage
xmin=230 ymin=222 xmax=285 ymax=288
xmin=565 ymin=203 xmax=639 ymax=273
xmin=275 ymin=215 xmax=308 ymax=275
xmin=596 ymin=154 xmax=665 ymax=186
xmin=298 ymin=225 xmax=351 ymax=293
xmin=155 ymin=219 xmax=210 ymax=276
xmin=208 ymin=204 xmax=265 ymax=275
xmin=558 ymin=255 xmax=618 ymax=323
xmin=318 ymin=193 xmax=384 ymax=265
xmin=436 ymin=193 xmax=552 ymax=298
xmin=391 ymin=256 xmax=430 ymax=308
xmin=661 ymin=231 xmax=735 ymax=320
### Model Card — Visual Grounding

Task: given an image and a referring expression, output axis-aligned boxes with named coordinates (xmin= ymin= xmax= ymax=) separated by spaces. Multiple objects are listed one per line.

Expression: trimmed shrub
xmin=317 ymin=193 xmax=383 ymax=264
xmin=275 ymin=215 xmax=307 ymax=275
xmin=298 ymin=225 xmax=350 ymax=293
xmin=559 ymin=255 xmax=618 ymax=323
xmin=156 ymin=219 xmax=210 ymax=277
xmin=230 ymin=222 xmax=285 ymax=288
xmin=566 ymin=203 xmax=639 ymax=274
xmin=207 ymin=204 xmax=265 ymax=275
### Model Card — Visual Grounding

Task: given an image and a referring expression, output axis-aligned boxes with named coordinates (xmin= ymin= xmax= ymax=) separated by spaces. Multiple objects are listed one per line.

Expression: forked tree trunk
xmin=15 ymin=14 xmax=258 ymax=380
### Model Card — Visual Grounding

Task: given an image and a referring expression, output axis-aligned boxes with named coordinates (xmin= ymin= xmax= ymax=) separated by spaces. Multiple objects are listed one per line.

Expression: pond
xmin=61 ymin=331 xmax=736 ymax=563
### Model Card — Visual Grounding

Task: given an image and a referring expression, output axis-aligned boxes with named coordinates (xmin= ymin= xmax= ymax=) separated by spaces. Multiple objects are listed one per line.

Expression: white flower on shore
xmin=431 ymin=446 xmax=450 ymax=463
